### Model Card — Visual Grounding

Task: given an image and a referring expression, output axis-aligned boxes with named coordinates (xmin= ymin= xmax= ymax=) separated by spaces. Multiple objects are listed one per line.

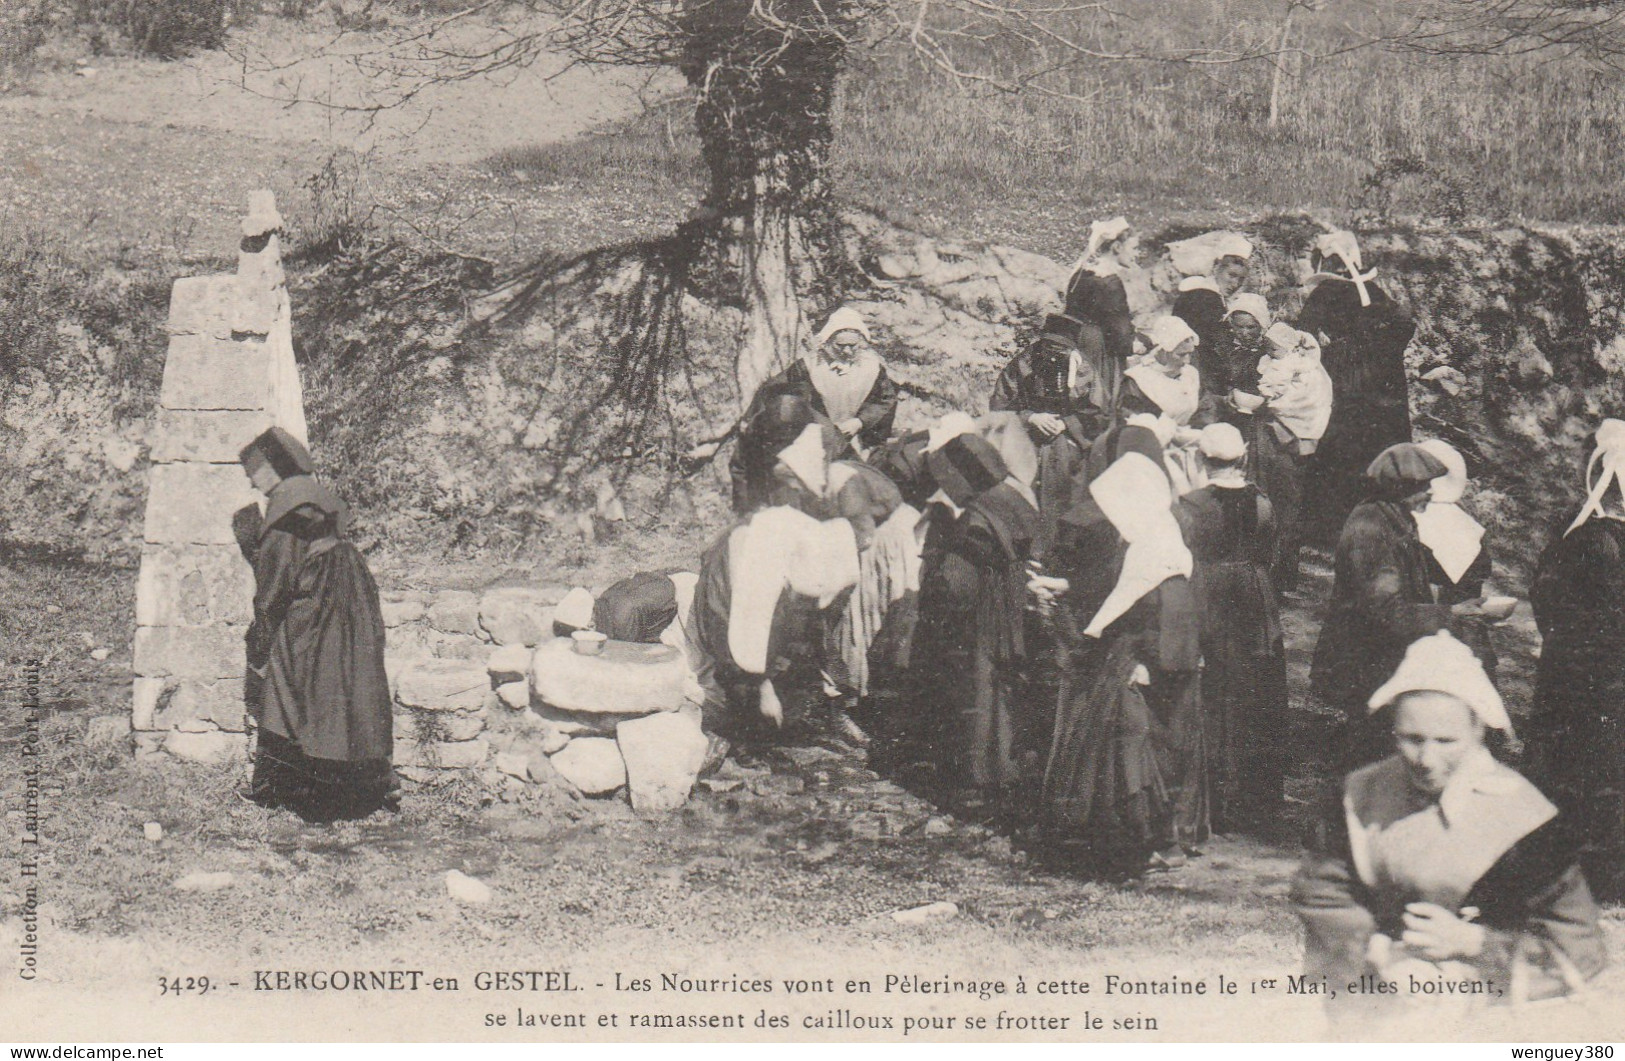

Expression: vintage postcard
xmin=1 ymin=0 xmax=1622 ymax=1045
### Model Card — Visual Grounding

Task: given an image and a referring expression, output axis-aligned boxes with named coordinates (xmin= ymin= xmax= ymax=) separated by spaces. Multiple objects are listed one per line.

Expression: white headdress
xmin=1565 ymin=419 xmax=1625 ymax=536
xmin=1068 ymin=216 xmax=1132 ymax=281
xmin=815 ymin=306 xmax=872 ymax=346
xmin=1170 ymin=231 xmax=1254 ymax=292
xmin=1367 ymin=630 xmax=1511 ymax=733
xmin=776 ymin=422 xmax=828 ymax=497
xmin=1226 ymin=293 xmax=1272 ymax=331
xmin=1083 ymin=452 xmax=1193 ymax=637
xmin=1311 ymin=229 xmax=1378 ymax=308
xmin=1412 ymin=439 xmax=1485 ymax=583
xmin=1197 ymin=422 xmax=1246 ymax=463
xmin=1144 ymin=314 xmax=1200 ymax=354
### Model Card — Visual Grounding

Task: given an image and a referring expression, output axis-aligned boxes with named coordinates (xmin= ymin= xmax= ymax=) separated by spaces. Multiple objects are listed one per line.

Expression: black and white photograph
xmin=2 ymin=0 xmax=1624 ymax=1045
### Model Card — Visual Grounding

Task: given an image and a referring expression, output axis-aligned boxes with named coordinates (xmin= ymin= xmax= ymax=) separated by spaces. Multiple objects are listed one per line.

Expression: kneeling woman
xmin=1291 ymin=631 xmax=1606 ymax=1034
xmin=240 ymin=428 xmax=394 ymax=821
xmin=687 ymin=498 xmax=861 ymax=736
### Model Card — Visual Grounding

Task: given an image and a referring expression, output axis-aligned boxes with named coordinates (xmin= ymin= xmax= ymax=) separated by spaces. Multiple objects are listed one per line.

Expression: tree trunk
xmin=1267 ymin=4 xmax=1296 ymax=129
xmin=679 ymin=0 xmax=851 ymax=409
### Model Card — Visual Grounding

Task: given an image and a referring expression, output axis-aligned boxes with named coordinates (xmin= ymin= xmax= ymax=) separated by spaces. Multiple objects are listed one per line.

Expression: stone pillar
xmin=131 ymin=190 xmax=307 ymax=763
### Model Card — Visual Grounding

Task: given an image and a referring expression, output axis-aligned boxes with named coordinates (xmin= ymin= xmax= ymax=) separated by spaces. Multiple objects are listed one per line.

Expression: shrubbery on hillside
xmin=0 ymin=235 xmax=168 ymax=562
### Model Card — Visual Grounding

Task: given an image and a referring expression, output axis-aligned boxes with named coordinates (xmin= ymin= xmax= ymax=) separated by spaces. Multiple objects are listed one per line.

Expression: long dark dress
xmin=1298 ymin=280 xmax=1416 ymax=540
xmin=989 ymin=336 xmax=1112 ymax=560
xmin=1042 ymin=438 xmax=1206 ymax=866
xmin=1171 ymin=286 xmax=1229 ymax=372
xmin=915 ymin=483 xmax=1040 ymax=795
xmin=1043 ymin=569 xmax=1205 ymax=867
xmin=1062 ymin=269 xmax=1134 ymax=418
xmin=246 ymin=476 xmax=392 ymax=819
xmin=1251 ymin=415 xmax=1310 ymax=591
xmin=1309 ymin=499 xmax=1452 ymax=769
xmin=1177 ymin=484 xmax=1288 ymax=832
xmin=1529 ymin=516 xmax=1625 ymax=901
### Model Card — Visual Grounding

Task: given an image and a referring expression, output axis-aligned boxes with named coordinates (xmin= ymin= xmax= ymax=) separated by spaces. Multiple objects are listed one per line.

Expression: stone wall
xmin=382 ymin=584 xmax=565 ymax=782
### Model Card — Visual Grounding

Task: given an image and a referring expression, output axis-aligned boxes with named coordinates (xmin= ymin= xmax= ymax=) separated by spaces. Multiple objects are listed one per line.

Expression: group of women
xmin=716 ymin=221 xmax=1397 ymax=871
xmin=701 ymin=219 xmax=1616 ymax=1018
xmin=232 ymin=217 xmax=1617 ymax=1019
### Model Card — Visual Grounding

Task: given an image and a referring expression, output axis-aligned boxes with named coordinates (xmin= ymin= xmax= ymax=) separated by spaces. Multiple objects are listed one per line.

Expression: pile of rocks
xmin=382 ymin=584 xmax=712 ymax=815
xmin=487 ymin=636 xmax=712 ymax=815
xmin=382 ymin=584 xmax=565 ymax=782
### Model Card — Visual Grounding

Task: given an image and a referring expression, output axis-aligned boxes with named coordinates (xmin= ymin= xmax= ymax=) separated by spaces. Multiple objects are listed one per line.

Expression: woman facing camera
xmin=1292 ymin=632 xmax=1606 ymax=1036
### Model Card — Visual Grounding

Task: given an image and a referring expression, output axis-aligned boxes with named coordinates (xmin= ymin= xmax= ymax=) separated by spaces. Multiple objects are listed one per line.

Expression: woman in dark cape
xmin=240 ymin=427 xmax=393 ymax=821
xmin=913 ymin=432 xmax=1040 ymax=813
xmin=916 ymin=428 xmax=1040 ymax=812
xmin=1310 ymin=443 xmax=1455 ymax=771
xmin=1528 ymin=420 xmax=1625 ymax=901
xmin=1061 ymin=217 xmax=1138 ymax=421
xmin=1041 ymin=425 xmax=1204 ymax=872
xmin=989 ymin=313 xmax=1110 ymax=560
xmin=1293 ymin=632 xmax=1606 ymax=1036
xmin=1297 ymin=230 xmax=1417 ymax=542
xmin=730 ymin=387 xmax=842 ymax=516
xmin=1176 ymin=424 xmax=1287 ymax=834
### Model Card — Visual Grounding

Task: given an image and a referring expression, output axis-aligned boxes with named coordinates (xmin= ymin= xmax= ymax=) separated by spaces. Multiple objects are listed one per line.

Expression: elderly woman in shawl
xmin=239 ymin=427 xmax=393 ymax=820
xmin=1298 ymin=230 xmax=1417 ymax=542
xmin=1176 ymin=424 xmax=1288 ymax=833
xmin=1529 ymin=420 xmax=1625 ymax=901
xmin=1293 ymin=632 xmax=1606 ymax=1036
xmin=687 ymin=500 xmax=861 ymax=734
xmin=1170 ymin=231 xmax=1254 ymax=361
xmin=1062 ymin=217 xmax=1138 ymax=419
xmin=990 ymin=313 xmax=1111 ymax=558
xmin=750 ymin=307 xmax=898 ymax=458
xmin=1231 ymin=314 xmax=1336 ymax=592
xmin=1039 ymin=421 xmax=1205 ymax=872
xmin=911 ymin=424 xmax=1040 ymax=815
xmin=1311 ymin=443 xmax=1493 ymax=770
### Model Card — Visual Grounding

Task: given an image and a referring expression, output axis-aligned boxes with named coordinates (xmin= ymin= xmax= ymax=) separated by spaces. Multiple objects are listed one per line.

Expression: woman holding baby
xmin=1220 ymin=294 xmax=1334 ymax=593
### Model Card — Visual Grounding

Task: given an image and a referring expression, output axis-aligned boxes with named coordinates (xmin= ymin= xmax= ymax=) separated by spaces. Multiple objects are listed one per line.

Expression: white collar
xmin=1178 ymin=275 xmax=1222 ymax=295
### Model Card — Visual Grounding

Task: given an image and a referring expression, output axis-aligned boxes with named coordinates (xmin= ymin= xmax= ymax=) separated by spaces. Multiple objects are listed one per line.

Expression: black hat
xmin=239 ymin=426 xmax=315 ymax=481
xmin=926 ymin=433 xmax=1008 ymax=507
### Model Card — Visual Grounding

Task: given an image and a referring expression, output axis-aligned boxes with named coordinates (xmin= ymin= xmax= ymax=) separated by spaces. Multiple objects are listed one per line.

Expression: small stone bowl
xmin=571 ymin=630 xmax=608 ymax=656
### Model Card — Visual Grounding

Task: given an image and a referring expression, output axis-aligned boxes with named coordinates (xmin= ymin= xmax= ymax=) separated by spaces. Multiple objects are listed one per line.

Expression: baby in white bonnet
xmin=1234 ymin=321 xmax=1334 ymax=451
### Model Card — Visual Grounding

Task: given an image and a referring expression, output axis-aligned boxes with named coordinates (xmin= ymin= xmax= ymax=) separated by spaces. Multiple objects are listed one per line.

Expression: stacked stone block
xmin=132 ymin=191 xmax=304 ymax=764
xmin=383 ymin=585 xmax=564 ymax=781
